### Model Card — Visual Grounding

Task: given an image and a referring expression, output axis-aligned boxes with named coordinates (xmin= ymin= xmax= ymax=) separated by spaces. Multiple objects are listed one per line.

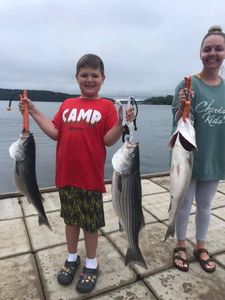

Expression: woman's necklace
xmin=197 ymin=72 xmax=221 ymax=86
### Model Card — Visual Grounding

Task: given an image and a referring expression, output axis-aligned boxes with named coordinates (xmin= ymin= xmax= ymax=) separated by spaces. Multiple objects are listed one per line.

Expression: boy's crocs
xmin=57 ymin=256 xmax=80 ymax=285
xmin=76 ymin=266 xmax=99 ymax=293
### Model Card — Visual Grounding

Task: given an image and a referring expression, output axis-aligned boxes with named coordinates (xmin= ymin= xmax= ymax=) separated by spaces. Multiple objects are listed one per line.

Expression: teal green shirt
xmin=172 ymin=75 xmax=225 ymax=180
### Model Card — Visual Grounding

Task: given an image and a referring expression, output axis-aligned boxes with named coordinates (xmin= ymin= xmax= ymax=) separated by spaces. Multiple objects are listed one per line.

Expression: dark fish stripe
xmin=11 ymin=133 xmax=52 ymax=230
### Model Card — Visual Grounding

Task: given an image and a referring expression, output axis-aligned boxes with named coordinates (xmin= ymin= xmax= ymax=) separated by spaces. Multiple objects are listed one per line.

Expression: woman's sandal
xmin=193 ymin=248 xmax=216 ymax=273
xmin=173 ymin=247 xmax=189 ymax=272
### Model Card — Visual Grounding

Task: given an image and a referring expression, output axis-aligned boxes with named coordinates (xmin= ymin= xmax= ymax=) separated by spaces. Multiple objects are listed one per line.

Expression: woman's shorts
xmin=58 ymin=186 xmax=105 ymax=233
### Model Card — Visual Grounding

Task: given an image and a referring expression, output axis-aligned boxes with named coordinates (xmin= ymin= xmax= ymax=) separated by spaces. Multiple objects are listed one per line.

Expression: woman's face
xmin=200 ymin=35 xmax=225 ymax=71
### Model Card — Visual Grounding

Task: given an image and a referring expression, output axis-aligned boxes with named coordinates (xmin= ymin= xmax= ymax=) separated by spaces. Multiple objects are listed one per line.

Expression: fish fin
xmin=119 ymin=221 xmax=124 ymax=232
xmin=125 ymin=247 xmax=148 ymax=270
xmin=26 ymin=196 xmax=31 ymax=204
xmin=163 ymin=224 xmax=175 ymax=243
xmin=117 ymin=175 xmax=122 ymax=192
xmin=179 ymin=133 xmax=196 ymax=151
xmin=168 ymin=199 xmax=172 ymax=212
xmin=140 ymin=213 xmax=145 ymax=229
xmin=38 ymin=215 xmax=52 ymax=231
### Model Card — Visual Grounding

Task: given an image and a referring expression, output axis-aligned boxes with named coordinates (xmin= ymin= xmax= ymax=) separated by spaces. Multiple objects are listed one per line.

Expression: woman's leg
xmin=175 ymin=179 xmax=197 ymax=268
xmin=195 ymin=180 xmax=219 ymax=270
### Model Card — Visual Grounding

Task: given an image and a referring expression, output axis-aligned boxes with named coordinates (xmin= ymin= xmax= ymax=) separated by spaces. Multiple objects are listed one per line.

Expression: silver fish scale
xmin=9 ymin=133 xmax=52 ymax=230
xmin=112 ymin=143 xmax=147 ymax=269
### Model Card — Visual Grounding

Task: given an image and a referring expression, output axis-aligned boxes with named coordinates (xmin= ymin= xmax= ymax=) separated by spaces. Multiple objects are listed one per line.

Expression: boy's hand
xmin=117 ymin=103 xmax=124 ymax=125
xmin=125 ymin=107 xmax=135 ymax=122
xmin=19 ymin=95 xmax=36 ymax=115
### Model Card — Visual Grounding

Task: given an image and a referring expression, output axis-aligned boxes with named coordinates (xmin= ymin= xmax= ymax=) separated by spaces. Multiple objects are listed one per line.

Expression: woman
xmin=172 ymin=25 xmax=225 ymax=273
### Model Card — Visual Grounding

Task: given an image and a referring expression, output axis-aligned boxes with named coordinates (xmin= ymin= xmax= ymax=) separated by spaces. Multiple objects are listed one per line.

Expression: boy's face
xmin=76 ymin=67 xmax=105 ymax=99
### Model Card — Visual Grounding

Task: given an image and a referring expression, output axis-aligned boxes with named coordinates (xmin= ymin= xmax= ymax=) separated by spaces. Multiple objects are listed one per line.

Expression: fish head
xmin=169 ymin=118 xmax=197 ymax=150
xmin=112 ymin=139 xmax=139 ymax=175
xmin=9 ymin=132 xmax=35 ymax=161
xmin=125 ymin=140 xmax=139 ymax=170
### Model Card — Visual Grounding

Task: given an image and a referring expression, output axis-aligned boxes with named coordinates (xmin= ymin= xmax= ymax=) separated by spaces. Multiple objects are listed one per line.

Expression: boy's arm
xmin=104 ymin=123 xmax=124 ymax=146
xmin=104 ymin=106 xmax=134 ymax=146
xmin=19 ymin=97 xmax=58 ymax=141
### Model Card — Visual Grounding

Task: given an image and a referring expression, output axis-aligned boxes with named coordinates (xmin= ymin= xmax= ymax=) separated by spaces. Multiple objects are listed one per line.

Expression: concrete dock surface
xmin=1 ymin=174 xmax=225 ymax=300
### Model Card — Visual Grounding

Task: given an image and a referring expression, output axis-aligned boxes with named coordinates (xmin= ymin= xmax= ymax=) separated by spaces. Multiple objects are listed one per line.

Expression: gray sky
xmin=0 ymin=0 xmax=224 ymax=98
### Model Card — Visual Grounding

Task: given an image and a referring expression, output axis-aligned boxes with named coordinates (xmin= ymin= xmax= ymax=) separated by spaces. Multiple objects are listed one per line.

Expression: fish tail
xmin=125 ymin=247 xmax=148 ymax=270
xmin=38 ymin=215 xmax=52 ymax=231
xmin=163 ymin=224 xmax=175 ymax=243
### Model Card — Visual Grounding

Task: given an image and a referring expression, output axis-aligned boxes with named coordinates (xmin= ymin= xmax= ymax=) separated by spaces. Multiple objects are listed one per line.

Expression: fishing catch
xmin=111 ymin=97 xmax=147 ymax=269
xmin=164 ymin=77 xmax=196 ymax=242
xmin=8 ymin=91 xmax=52 ymax=230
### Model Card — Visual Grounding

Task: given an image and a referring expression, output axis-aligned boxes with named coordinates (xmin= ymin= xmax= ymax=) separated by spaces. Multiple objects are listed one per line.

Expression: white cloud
xmin=0 ymin=0 xmax=225 ymax=97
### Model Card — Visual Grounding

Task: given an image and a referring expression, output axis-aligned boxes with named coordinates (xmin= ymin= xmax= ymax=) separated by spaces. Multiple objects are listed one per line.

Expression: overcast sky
xmin=1 ymin=0 xmax=224 ymax=98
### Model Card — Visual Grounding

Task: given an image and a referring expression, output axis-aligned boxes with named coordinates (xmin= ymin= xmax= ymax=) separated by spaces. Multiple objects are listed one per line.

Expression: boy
xmin=19 ymin=54 xmax=134 ymax=293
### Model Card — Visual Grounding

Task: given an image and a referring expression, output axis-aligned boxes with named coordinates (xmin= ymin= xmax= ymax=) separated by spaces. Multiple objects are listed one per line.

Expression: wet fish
xmin=164 ymin=118 xmax=196 ymax=242
xmin=111 ymin=139 xmax=147 ymax=269
xmin=9 ymin=132 xmax=52 ymax=230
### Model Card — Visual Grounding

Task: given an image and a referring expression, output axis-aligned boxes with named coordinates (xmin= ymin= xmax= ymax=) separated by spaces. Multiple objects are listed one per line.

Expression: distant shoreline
xmin=0 ymin=88 xmax=173 ymax=105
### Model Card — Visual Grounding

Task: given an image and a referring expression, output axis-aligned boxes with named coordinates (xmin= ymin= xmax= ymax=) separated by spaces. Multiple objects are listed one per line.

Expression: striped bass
xmin=164 ymin=118 xmax=197 ymax=242
xmin=112 ymin=139 xmax=147 ymax=269
xmin=9 ymin=132 xmax=52 ymax=230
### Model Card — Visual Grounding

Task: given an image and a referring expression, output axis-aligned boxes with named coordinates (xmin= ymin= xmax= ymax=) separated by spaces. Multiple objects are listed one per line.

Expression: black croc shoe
xmin=57 ymin=256 xmax=80 ymax=285
xmin=76 ymin=266 xmax=99 ymax=293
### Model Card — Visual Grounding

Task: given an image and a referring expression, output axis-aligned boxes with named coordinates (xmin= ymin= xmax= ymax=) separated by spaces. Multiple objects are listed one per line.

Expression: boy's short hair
xmin=76 ymin=54 xmax=105 ymax=77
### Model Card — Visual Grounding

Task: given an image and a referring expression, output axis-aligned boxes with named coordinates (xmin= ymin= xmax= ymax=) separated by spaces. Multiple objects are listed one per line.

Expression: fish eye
xmin=23 ymin=140 xmax=28 ymax=147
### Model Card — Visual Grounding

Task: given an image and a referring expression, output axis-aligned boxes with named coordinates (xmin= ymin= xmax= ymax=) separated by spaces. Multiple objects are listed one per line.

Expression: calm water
xmin=0 ymin=101 xmax=172 ymax=193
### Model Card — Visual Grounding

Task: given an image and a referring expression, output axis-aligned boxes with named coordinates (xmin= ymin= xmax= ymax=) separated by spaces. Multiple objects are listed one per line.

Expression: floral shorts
xmin=58 ymin=186 xmax=105 ymax=233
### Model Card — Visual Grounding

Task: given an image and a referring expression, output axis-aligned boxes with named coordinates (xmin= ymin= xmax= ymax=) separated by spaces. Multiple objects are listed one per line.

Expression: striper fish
xmin=164 ymin=117 xmax=196 ymax=242
xmin=9 ymin=132 xmax=52 ymax=230
xmin=111 ymin=139 xmax=147 ymax=269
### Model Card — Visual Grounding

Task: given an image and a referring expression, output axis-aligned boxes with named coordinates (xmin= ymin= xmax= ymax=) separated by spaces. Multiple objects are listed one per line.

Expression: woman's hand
xmin=176 ymin=89 xmax=194 ymax=120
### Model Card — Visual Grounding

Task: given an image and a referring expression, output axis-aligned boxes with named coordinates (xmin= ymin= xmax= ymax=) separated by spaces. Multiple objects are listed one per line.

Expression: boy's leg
xmin=57 ymin=224 xmax=81 ymax=285
xmin=66 ymin=224 xmax=80 ymax=254
xmin=75 ymin=188 xmax=104 ymax=293
xmin=84 ymin=230 xmax=98 ymax=268
xmin=84 ymin=230 xmax=98 ymax=258
xmin=76 ymin=230 xmax=99 ymax=293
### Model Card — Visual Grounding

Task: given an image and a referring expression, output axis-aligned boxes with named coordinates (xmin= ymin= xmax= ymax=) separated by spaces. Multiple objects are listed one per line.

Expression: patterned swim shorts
xmin=58 ymin=186 xmax=105 ymax=233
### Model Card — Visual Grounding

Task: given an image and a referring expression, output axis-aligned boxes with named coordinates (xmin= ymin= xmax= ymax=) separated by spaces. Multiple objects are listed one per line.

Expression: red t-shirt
xmin=53 ymin=97 xmax=118 ymax=192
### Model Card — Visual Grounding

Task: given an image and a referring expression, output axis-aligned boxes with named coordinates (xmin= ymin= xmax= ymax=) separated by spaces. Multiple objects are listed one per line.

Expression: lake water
xmin=0 ymin=101 xmax=172 ymax=193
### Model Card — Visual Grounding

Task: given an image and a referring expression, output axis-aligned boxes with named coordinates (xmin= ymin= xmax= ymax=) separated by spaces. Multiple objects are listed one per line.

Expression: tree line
xmin=0 ymin=88 xmax=173 ymax=105
xmin=0 ymin=88 xmax=79 ymax=102
xmin=143 ymin=95 xmax=173 ymax=105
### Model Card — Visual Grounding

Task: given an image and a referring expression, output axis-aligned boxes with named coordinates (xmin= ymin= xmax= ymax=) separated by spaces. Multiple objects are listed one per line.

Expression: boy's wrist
xmin=116 ymin=123 xmax=124 ymax=131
